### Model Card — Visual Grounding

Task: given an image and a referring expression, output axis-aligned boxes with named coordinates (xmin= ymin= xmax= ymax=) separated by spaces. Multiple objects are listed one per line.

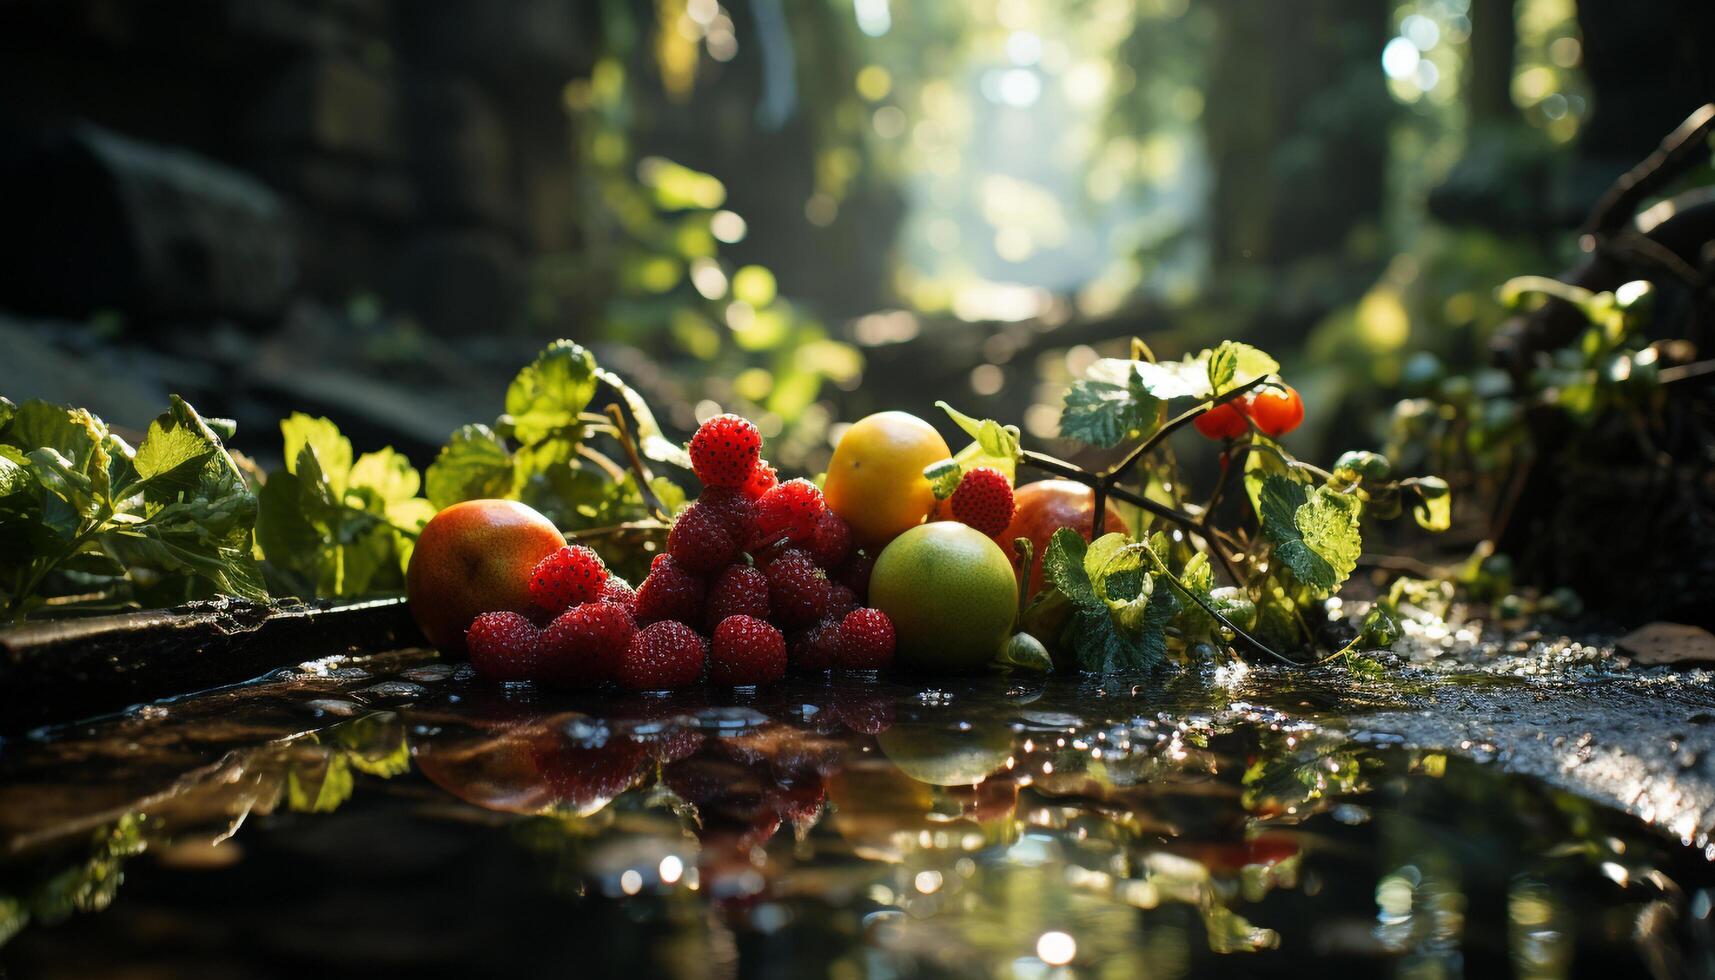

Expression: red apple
xmin=1001 ymin=480 xmax=1132 ymax=597
xmin=406 ymin=499 xmax=565 ymax=654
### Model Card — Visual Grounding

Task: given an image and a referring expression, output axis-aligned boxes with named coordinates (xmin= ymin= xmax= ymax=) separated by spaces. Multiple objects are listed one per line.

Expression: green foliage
xmin=1020 ymin=336 xmax=1449 ymax=672
xmin=255 ymin=415 xmax=434 ymax=599
xmin=1041 ymin=528 xmax=1177 ymax=674
xmin=0 ymin=395 xmax=267 ymax=621
xmin=1256 ymin=475 xmax=1362 ymax=597
xmin=926 ymin=401 xmax=1024 ymax=491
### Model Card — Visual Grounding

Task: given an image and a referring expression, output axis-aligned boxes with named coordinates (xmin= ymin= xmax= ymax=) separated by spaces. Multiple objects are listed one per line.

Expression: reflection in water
xmin=2 ymin=652 xmax=1714 ymax=977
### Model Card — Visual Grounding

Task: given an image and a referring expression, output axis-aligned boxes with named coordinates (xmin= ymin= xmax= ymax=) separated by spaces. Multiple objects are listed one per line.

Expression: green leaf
xmin=5 ymin=401 xmax=107 ymax=469
xmin=425 ymin=424 xmax=514 ymax=508
xmin=348 ymin=448 xmax=422 ymax=505
xmin=134 ymin=396 xmax=237 ymax=507
xmin=1257 ymin=475 xmax=1362 ymax=595
xmin=1409 ymin=477 xmax=1451 ymax=532
xmin=1042 ymin=528 xmax=1097 ymax=608
xmin=1059 ymin=378 xmax=1157 ymax=448
xmin=937 ymin=401 xmax=1020 ymax=460
xmin=1207 ymin=341 xmax=1238 ymax=394
xmin=923 ymin=457 xmax=962 ymax=500
xmin=288 ymin=754 xmax=354 ymax=814
xmin=281 ymin=413 xmax=353 ymax=496
xmin=0 ymin=395 xmax=14 ymax=432
xmin=596 ymin=367 xmax=693 ymax=469
xmin=995 ymin=632 xmax=1053 ymax=673
xmin=507 ymin=340 xmax=598 ymax=445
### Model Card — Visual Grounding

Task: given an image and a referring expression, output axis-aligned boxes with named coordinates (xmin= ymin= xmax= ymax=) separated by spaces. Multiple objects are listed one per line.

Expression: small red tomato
xmin=1246 ymin=385 xmax=1304 ymax=437
xmin=1193 ymin=402 xmax=1249 ymax=440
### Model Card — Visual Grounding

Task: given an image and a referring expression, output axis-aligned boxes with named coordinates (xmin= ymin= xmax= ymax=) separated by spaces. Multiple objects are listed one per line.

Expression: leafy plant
xmin=0 ymin=395 xmax=266 ymax=621
xmin=959 ymin=337 xmax=1450 ymax=669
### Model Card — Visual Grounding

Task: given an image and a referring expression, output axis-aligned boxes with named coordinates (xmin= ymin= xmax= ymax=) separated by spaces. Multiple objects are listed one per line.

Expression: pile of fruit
xmin=430 ymin=414 xmax=887 ymax=690
xmin=407 ymin=408 xmax=1045 ymax=691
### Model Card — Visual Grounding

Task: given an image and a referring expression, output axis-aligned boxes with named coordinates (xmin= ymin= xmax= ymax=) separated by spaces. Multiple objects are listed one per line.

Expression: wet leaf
xmin=1618 ymin=623 xmax=1715 ymax=666
xmin=1258 ymin=475 xmax=1361 ymax=596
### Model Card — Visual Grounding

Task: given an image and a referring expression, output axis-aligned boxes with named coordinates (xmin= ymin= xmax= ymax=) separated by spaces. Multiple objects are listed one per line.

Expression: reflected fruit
xmin=823 ymin=411 xmax=951 ymax=546
xmin=876 ymin=722 xmax=1015 ymax=787
xmin=869 ymin=522 xmax=1016 ymax=672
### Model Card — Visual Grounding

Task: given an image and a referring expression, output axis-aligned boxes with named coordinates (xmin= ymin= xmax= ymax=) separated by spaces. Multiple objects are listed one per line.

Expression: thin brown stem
xmin=565 ymin=520 xmax=669 ymax=541
xmin=1020 ymin=450 xmax=1200 ymax=531
xmin=605 ymin=404 xmax=671 ymax=522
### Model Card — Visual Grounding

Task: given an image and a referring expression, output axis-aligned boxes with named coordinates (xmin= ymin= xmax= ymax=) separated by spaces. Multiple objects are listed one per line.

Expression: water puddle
xmin=3 ymin=641 xmax=1715 ymax=976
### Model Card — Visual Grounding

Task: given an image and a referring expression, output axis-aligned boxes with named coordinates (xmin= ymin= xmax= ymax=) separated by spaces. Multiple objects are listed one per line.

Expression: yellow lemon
xmin=824 ymin=411 xmax=950 ymax=546
xmin=870 ymin=522 xmax=1017 ymax=672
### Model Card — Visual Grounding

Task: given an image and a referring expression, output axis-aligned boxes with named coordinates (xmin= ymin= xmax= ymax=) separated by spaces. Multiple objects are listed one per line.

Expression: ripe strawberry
xmin=768 ymin=780 xmax=827 ymax=827
xmin=690 ymin=413 xmax=763 ymax=488
xmin=667 ymin=502 xmax=741 ymax=574
xmin=529 ymin=545 xmax=610 ymax=614
xmin=835 ymin=549 xmax=876 ymax=601
xmin=742 ymin=460 xmax=779 ymax=500
xmin=807 ymin=510 xmax=853 ymax=569
xmin=788 ymin=618 xmax=842 ymax=673
xmin=616 ymin=620 xmax=706 ymax=691
xmin=949 ymin=467 xmax=1015 ymax=538
xmin=698 ymin=485 xmax=756 ymax=544
xmin=753 ymin=478 xmax=825 ymax=547
xmin=825 ymin=583 xmax=859 ymax=621
xmin=466 ymin=611 xmax=541 ymax=681
xmin=598 ymin=576 xmax=637 ymax=613
xmin=538 ymin=601 xmax=636 ymax=688
xmin=634 ymin=554 xmax=706 ymax=625
xmin=765 ymin=549 xmax=831 ymax=627
xmin=836 ymin=608 xmax=896 ymax=670
xmin=705 ymin=564 xmax=771 ymax=629
xmin=709 ymin=615 xmax=788 ymax=685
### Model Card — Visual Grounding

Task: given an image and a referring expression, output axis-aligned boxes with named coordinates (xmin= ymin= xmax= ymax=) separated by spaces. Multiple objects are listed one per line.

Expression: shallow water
xmin=3 ymin=646 xmax=1715 ymax=978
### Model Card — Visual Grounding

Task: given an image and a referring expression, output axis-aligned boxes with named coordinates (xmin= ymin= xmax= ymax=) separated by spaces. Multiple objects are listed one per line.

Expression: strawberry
xmin=466 ymin=611 xmax=541 ymax=681
xmin=667 ymin=502 xmax=741 ymax=574
xmin=807 ymin=510 xmax=853 ymax=569
xmin=697 ymin=485 xmax=756 ymax=544
xmin=529 ymin=545 xmax=610 ymax=614
xmin=753 ymin=479 xmax=825 ymax=547
xmin=634 ymin=554 xmax=705 ymax=625
xmin=742 ymin=460 xmax=779 ymax=500
xmin=788 ymin=618 xmax=842 ymax=673
xmin=616 ymin=620 xmax=706 ymax=691
xmin=598 ymin=576 xmax=637 ymax=613
xmin=765 ymin=549 xmax=830 ymax=627
xmin=949 ymin=467 xmax=1015 ymax=538
xmin=835 ymin=549 xmax=876 ymax=601
xmin=689 ymin=413 xmax=763 ymax=488
xmin=705 ymin=564 xmax=771 ymax=629
xmin=538 ymin=601 xmax=635 ymax=688
xmin=836 ymin=608 xmax=895 ymax=670
xmin=709 ymin=615 xmax=788 ymax=685
xmin=825 ymin=582 xmax=860 ymax=622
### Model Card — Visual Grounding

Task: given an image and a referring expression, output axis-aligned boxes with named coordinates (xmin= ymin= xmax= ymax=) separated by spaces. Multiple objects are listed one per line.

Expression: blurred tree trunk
xmin=1202 ymin=0 xmax=1395 ymax=273
xmin=1467 ymin=0 xmax=1516 ymax=125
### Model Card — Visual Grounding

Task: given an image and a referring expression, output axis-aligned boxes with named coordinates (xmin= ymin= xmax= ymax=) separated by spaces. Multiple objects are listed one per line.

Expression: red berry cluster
xmin=467 ymin=413 xmax=896 ymax=692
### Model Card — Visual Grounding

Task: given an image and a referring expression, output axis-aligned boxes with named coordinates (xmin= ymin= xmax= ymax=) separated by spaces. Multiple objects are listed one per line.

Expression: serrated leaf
xmin=425 ymin=424 xmax=514 ymax=508
xmin=508 ymin=340 xmax=598 ymax=445
xmin=1042 ymin=527 xmax=1098 ymax=608
xmin=597 ymin=367 xmax=693 ymax=470
xmin=1258 ymin=474 xmax=1361 ymax=595
xmin=135 ymin=396 xmax=235 ymax=506
xmin=281 ymin=413 xmax=352 ymax=496
xmin=1059 ymin=378 xmax=1157 ymax=448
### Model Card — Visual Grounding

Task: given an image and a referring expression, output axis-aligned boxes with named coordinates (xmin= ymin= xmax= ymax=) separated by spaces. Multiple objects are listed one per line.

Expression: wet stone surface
xmin=3 ymin=618 xmax=1715 ymax=977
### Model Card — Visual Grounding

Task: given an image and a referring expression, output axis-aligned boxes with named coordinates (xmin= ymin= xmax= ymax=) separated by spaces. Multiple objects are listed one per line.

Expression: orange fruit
xmin=824 ymin=411 xmax=951 ymax=546
xmin=406 ymin=499 xmax=566 ymax=654
xmin=869 ymin=521 xmax=1017 ymax=672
